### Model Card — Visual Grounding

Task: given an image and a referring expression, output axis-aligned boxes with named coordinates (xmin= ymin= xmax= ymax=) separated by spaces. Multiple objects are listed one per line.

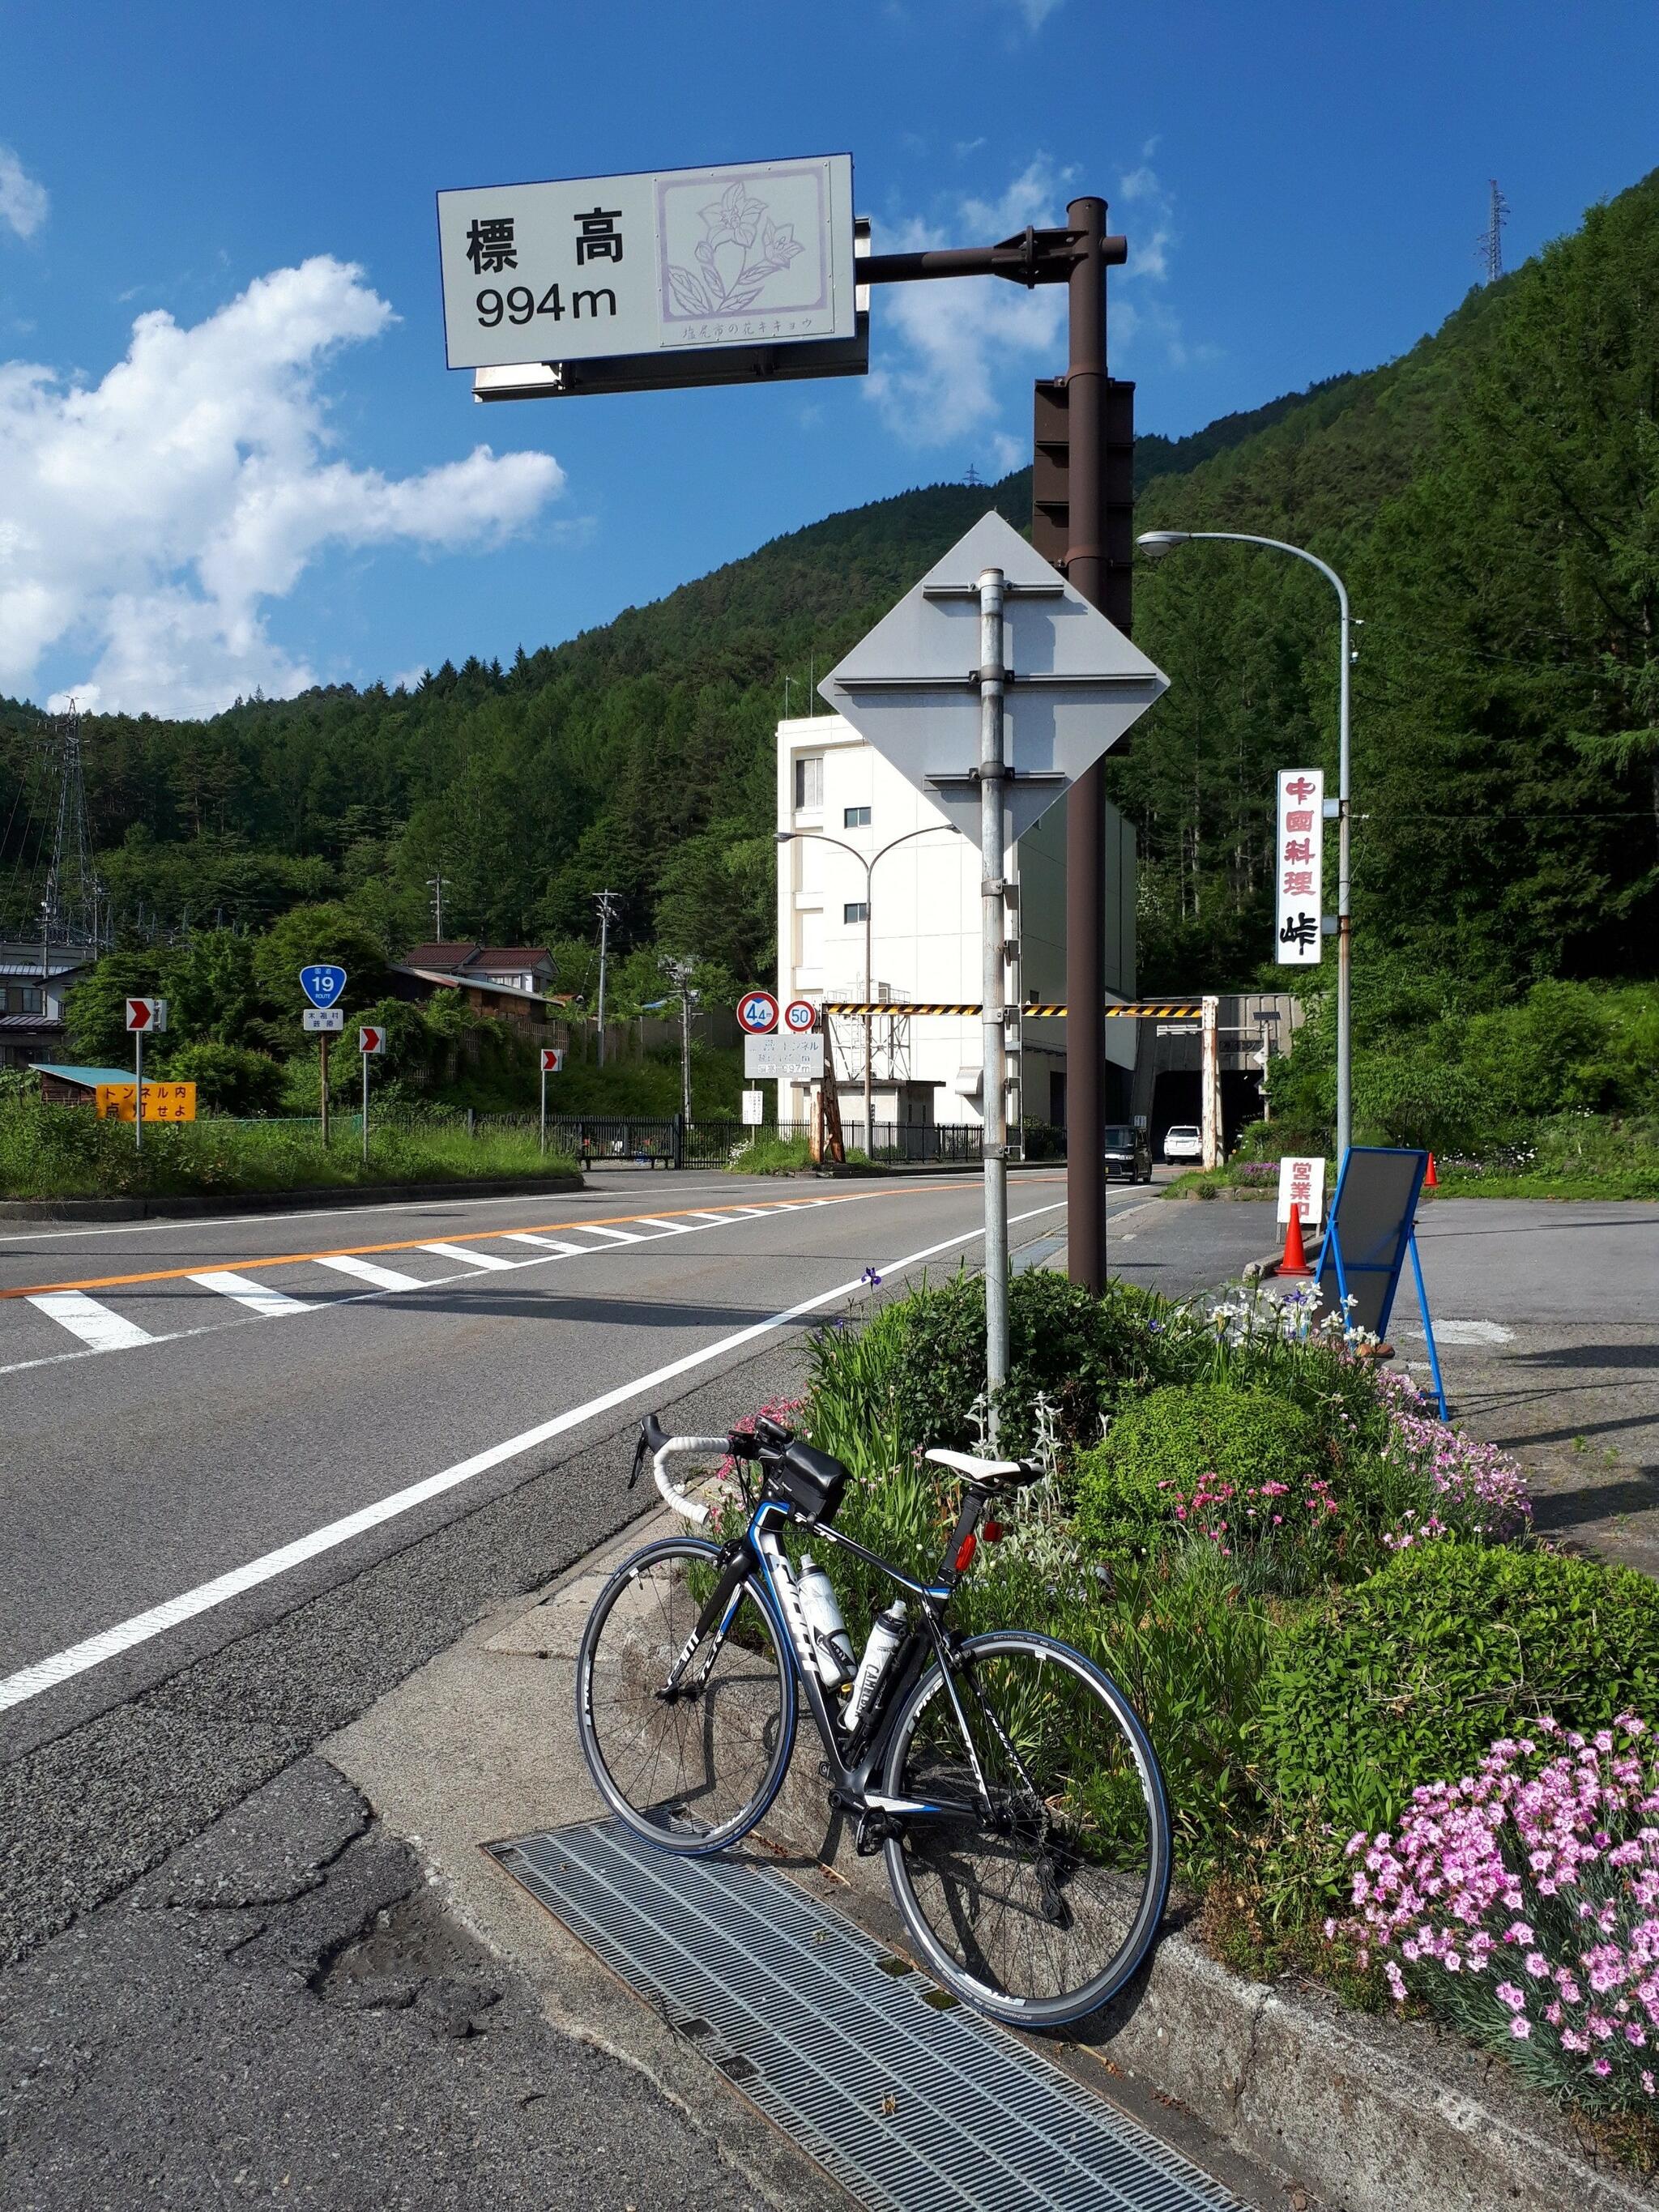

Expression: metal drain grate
xmin=490 ymin=1820 xmax=1244 ymax=2212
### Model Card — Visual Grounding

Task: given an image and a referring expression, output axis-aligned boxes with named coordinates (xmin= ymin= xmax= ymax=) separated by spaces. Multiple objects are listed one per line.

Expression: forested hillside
xmin=3 ymin=167 xmax=1656 ymax=1013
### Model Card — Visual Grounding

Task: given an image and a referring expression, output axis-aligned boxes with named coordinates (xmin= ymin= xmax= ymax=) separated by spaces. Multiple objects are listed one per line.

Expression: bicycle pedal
xmin=853 ymin=1811 xmax=889 ymax=1857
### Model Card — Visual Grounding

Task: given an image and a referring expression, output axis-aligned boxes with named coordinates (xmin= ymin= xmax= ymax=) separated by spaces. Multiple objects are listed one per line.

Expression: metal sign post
xmin=539 ymin=1046 xmax=564 ymax=1153
xmin=977 ymin=566 xmax=1010 ymax=1415
xmin=124 ymin=997 xmax=166 ymax=1154
xmin=299 ymin=966 xmax=348 ymax=1153
xmin=359 ymin=1024 xmax=386 ymax=1164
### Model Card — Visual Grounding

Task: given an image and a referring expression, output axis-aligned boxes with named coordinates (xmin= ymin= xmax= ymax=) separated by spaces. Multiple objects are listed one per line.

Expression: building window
xmin=843 ymin=805 xmax=870 ymax=829
xmin=0 ymin=985 xmax=42 ymax=1016
xmin=794 ymin=755 xmax=823 ymax=810
xmin=843 ymin=901 xmax=868 ymax=924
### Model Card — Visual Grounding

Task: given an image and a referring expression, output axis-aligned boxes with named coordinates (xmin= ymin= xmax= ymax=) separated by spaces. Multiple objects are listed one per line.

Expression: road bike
xmin=574 ymin=1410 xmax=1171 ymax=2027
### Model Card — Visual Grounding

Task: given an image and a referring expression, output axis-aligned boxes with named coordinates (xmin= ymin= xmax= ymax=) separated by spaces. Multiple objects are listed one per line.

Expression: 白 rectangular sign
xmin=437 ymin=155 xmax=856 ymax=371
xmin=744 ymin=1034 xmax=821 ymax=1081
xmin=302 ymin=1008 xmax=345 ymax=1034
xmin=1276 ymin=1155 xmax=1326 ymax=1226
xmin=1275 ymin=769 xmax=1324 ymax=965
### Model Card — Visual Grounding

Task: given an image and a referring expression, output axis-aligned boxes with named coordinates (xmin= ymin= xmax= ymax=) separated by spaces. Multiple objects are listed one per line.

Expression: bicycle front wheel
xmin=576 ymin=1538 xmax=795 ymax=1855
xmin=882 ymin=1631 xmax=1170 ymax=2026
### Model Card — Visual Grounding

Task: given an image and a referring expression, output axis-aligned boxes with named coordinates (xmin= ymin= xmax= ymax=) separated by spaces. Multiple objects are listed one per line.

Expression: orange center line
xmin=0 ymin=1183 xmax=977 ymax=1302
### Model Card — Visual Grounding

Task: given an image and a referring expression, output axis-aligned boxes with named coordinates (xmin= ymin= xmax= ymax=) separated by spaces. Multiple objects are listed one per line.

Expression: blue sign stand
xmin=1315 ymin=1146 xmax=1449 ymax=1421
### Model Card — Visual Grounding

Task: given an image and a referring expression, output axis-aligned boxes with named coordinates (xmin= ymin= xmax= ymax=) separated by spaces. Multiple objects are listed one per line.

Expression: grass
xmin=723 ymin=1133 xmax=870 ymax=1174
xmin=0 ymin=1101 xmax=578 ymax=1199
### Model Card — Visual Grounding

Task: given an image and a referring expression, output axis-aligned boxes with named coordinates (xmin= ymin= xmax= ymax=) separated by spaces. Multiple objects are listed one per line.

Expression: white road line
xmin=189 ymin=1272 xmax=310 ymax=1318
xmin=502 ymin=1234 xmax=587 ymax=1255
xmin=0 ymin=1198 xmax=1066 ymax=1713
xmin=633 ymin=1218 xmax=692 ymax=1234
xmin=580 ymin=1225 xmax=643 ymax=1245
xmin=312 ymin=1254 xmax=427 ymax=1291
xmin=679 ymin=1212 xmax=729 ymax=1223
xmin=25 ymin=1289 xmax=157 ymax=1351
xmin=419 ymin=1242 xmax=517 ymax=1272
xmin=727 ymin=1205 xmax=771 ymax=1216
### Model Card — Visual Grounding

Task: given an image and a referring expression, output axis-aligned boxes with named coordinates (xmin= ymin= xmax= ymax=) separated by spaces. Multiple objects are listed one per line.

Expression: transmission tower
xmin=963 ymin=462 xmax=984 ymax=488
xmin=41 ymin=702 xmax=104 ymax=953
xmin=1477 ymin=179 xmax=1508 ymax=285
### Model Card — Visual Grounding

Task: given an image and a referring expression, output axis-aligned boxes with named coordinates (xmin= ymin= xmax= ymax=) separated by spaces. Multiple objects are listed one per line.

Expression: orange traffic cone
xmin=1425 ymin=1152 xmax=1439 ymax=1189
xmin=1276 ymin=1205 xmax=1314 ymax=1278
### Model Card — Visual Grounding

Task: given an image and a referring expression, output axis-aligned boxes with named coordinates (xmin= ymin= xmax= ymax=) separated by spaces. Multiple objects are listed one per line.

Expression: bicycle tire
xmin=575 ymin=1536 xmax=796 ymax=1856
xmin=881 ymin=1630 xmax=1171 ymax=2026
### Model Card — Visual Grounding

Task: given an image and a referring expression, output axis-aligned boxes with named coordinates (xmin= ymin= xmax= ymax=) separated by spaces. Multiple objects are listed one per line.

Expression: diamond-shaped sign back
xmin=818 ymin=511 xmax=1166 ymax=846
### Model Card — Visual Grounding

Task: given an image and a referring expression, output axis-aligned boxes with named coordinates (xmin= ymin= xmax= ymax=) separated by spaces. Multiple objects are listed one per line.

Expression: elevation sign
xmin=818 ymin=510 xmax=1168 ymax=847
xmin=437 ymin=156 xmax=857 ymax=374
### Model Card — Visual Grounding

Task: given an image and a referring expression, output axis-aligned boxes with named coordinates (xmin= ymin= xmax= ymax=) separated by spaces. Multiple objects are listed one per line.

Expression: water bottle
xmin=796 ymin=1557 xmax=855 ymax=1688
xmin=842 ymin=1601 xmax=907 ymax=1732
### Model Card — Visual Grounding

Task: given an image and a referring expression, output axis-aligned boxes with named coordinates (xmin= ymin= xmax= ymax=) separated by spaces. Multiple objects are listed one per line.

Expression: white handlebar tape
xmin=651 ymin=1435 xmax=729 ymax=1527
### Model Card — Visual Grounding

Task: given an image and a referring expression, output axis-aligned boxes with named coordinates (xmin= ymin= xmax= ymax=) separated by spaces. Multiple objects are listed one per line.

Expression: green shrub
xmin=1260 ymin=1544 xmax=1659 ymax=1858
xmin=165 ymin=1042 xmax=285 ymax=1115
xmin=1073 ymin=1385 xmax=1325 ymax=1579
xmin=804 ymin=1268 xmax=1207 ymax=1464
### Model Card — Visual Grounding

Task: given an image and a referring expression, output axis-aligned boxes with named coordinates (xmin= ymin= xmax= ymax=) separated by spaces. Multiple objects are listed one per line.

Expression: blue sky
xmin=2 ymin=0 xmax=1655 ymax=717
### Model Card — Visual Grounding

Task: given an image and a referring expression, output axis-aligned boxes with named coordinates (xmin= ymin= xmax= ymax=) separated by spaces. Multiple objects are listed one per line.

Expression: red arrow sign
xmin=360 ymin=1026 xmax=383 ymax=1055
xmin=126 ymin=998 xmax=153 ymax=1032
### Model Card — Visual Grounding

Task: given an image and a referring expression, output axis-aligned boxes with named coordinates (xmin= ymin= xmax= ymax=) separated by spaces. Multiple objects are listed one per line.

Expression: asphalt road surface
xmin=0 ymin=1166 xmax=1286 ymax=2212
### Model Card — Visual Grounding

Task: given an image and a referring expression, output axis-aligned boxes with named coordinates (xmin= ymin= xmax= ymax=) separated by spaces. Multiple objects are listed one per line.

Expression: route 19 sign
xmin=299 ymin=964 xmax=348 ymax=1010
xmin=737 ymin=990 xmax=779 ymax=1036
xmin=783 ymin=999 xmax=818 ymax=1034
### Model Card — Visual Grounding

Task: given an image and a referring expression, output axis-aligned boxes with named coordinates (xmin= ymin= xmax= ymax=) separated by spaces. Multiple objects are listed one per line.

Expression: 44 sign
xmin=736 ymin=990 xmax=779 ymax=1035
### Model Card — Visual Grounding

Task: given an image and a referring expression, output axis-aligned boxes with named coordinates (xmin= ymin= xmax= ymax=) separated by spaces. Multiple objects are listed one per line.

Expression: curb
xmin=757 ymin=1745 xmax=1654 ymax=2212
xmin=0 ymin=1173 xmax=585 ymax=1223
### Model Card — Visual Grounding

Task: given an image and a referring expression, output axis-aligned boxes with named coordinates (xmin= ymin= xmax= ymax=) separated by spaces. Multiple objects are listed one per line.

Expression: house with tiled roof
xmin=0 ymin=942 xmax=100 ymax=1071
xmin=388 ymin=943 xmax=557 ymax=1029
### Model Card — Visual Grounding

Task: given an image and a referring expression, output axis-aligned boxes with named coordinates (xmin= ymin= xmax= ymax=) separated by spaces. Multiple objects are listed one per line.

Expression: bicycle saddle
xmin=925 ymin=1447 xmax=1043 ymax=1490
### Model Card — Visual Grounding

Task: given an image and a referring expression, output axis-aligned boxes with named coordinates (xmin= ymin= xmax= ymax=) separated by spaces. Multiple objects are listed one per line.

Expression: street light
xmin=776 ymin=824 xmax=954 ymax=1148
xmin=1137 ymin=528 xmax=1354 ymax=1162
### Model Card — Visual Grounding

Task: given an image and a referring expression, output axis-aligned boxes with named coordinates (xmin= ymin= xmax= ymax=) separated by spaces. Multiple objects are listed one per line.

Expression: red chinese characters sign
xmin=1275 ymin=768 xmax=1324 ymax=966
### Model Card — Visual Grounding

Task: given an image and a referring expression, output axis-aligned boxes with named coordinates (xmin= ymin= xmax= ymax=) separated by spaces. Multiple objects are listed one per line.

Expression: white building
xmin=774 ymin=713 xmax=1137 ymax=1143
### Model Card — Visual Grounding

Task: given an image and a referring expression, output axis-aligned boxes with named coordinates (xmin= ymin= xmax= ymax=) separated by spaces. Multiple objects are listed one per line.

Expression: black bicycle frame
xmin=664 ymin=1479 xmax=1000 ymax=1828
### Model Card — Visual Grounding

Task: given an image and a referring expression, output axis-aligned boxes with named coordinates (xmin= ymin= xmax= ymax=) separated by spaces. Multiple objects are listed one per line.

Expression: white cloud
xmin=0 ymin=147 xmax=48 ymax=240
xmin=0 ymin=256 xmax=563 ymax=716
xmin=865 ymin=160 xmax=1075 ymax=457
xmin=1015 ymin=0 xmax=1064 ymax=29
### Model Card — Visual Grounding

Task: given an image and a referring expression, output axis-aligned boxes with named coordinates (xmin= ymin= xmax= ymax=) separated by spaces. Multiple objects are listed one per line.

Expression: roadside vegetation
xmin=744 ymin=1268 xmax=1659 ymax=2147
xmin=0 ymin=1079 xmax=576 ymax=1198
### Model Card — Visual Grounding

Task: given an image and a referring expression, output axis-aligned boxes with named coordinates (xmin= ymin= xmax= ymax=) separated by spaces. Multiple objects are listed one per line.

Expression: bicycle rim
xmin=882 ymin=1631 xmax=1170 ymax=2026
xmin=576 ymin=1539 xmax=795 ymax=1855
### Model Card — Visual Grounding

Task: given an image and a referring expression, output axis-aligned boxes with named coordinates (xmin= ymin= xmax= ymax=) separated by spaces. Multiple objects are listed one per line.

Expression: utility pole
xmin=594 ymin=889 xmax=620 ymax=1068
xmin=666 ymin=958 xmax=697 ymax=1127
xmin=978 ymin=565 xmax=1010 ymax=1426
xmin=426 ymin=867 xmax=450 ymax=941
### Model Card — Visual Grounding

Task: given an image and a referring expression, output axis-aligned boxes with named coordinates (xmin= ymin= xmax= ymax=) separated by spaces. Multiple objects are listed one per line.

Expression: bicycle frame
xmin=663 ymin=1481 xmax=1004 ymax=1836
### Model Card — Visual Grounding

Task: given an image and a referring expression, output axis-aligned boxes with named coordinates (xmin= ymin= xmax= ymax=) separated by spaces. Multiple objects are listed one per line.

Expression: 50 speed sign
xmin=783 ymin=999 xmax=817 ymax=1034
xmin=736 ymin=990 xmax=778 ymax=1035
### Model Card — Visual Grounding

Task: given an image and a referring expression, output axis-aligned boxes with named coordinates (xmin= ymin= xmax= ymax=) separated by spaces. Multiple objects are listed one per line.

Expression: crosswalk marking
xmin=313 ymin=1254 xmax=425 ymax=1291
xmin=419 ymin=1242 xmax=516 ymax=1272
xmin=633 ymin=1217 xmax=690 ymax=1234
xmin=502 ymin=1234 xmax=586 ymax=1255
xmin=680 ymin=1212 xmax=729 ymax=1223
xmin=580 ymin=1226 xmax=642 ymax=1244
xmin=189 ymin=1271 xmax=309 ymax=1317
xmin=26 ymin=1290 xmax=156 ymax=1351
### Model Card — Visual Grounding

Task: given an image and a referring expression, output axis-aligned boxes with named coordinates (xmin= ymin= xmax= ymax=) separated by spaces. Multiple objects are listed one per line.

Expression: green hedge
xmin=1260 ymin=1543 xmax=1659 ymax=1847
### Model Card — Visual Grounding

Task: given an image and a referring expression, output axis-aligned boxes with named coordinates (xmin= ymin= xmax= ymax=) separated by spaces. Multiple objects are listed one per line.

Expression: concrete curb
xmin=756 ymin=1761 xmax=1655 ymax=2212
xmin=0 ymin=1173 xmax=585 ymax=1222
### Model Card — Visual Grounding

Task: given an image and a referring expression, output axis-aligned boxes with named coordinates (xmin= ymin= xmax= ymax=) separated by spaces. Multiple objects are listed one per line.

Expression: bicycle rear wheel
xmin=881 ymin=1630 xmax=1170 ymax=2026
xmin=576 ymin=1538 xmax=795 ymax=1855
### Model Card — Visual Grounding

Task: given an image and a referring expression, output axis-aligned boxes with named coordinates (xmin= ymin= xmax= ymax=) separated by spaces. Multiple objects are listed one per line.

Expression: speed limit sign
xmin=736 ymin=990 xmax=779 ymax=1035
xmin=783 ymin=999 xmax=817 ymax=1034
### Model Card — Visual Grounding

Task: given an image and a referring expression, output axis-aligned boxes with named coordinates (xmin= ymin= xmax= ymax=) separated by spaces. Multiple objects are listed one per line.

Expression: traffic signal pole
xmin=861 ymin=205 xmax=1128 ymax=1293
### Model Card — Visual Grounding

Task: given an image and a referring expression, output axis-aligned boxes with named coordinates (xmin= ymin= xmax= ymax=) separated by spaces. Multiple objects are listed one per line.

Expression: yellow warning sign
xmin=96 ymin=1081 xmax=197 ymax=1123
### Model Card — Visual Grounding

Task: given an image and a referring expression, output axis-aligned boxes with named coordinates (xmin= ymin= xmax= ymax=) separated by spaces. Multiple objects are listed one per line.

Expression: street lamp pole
xmin=777 ymin=824 xmax=953 ymax=1148
xmin=1136 ymin=530 xmax=1354 ymax=1162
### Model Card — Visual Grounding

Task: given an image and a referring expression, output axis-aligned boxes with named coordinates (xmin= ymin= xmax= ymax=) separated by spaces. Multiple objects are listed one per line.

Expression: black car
xmin=1103 ymin=1123 xmax=1153 ymax=1181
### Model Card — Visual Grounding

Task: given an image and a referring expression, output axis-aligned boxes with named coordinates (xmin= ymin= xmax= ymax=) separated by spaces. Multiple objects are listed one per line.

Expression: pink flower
xmin=1509 ymin=2017 xmax=1531 ymax=2039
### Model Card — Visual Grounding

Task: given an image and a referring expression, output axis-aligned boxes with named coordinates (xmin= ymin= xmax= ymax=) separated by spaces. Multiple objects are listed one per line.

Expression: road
xmin=0 ymin=1166 xmax=1291 ymax=2212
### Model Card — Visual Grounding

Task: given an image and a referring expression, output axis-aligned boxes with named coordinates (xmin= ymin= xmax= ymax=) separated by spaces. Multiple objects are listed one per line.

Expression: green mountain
xmin=4 ymin=165 xmax=1656 ymax=1004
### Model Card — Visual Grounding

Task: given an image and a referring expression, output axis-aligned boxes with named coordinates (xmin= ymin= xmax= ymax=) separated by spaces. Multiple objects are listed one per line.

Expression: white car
xmin=1162 ymin=1123 xmax=1203 ymax=1163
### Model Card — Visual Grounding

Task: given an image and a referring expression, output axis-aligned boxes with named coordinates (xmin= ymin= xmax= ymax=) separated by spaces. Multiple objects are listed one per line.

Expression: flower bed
xmin=769 ymin=1265 xmax=1659 ymax=2134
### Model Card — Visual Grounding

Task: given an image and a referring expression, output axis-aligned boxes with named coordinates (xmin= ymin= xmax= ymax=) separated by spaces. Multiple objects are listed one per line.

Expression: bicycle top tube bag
xmin=766 ymin=1434 xmax=849 ymax=1528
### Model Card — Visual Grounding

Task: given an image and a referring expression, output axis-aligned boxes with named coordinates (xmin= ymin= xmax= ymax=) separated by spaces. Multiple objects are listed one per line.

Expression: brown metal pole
xmin=1064 ymin=195 xmax=1110 ymax=1292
